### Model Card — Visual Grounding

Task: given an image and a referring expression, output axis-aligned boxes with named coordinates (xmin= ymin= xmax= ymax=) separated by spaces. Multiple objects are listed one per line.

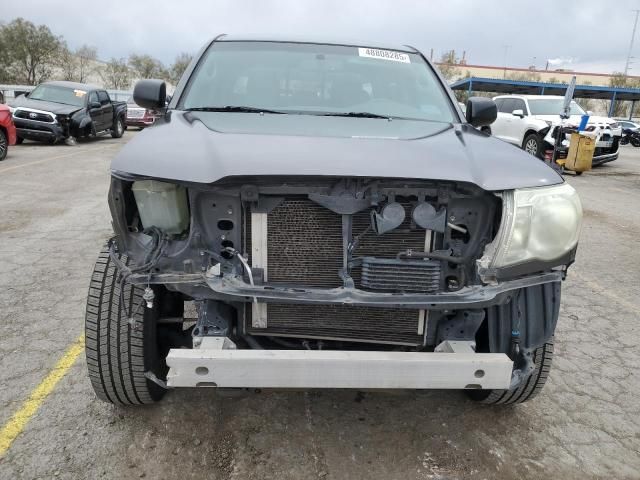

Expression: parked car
xmin=617 ymin=120 xmax=640 ymax=146
xmin=491 ymin=95 xmax=622 ymax=165
xmin=617 ymin=120 xmax=640 ymax=131
xmin=9 ymin=81 xmax=127 ymax=144
xmin=85 ymin=36 xmax=582 ymax=407
xmin=0 ymin=104 xmax=17 ymax=161
xmin=125 ymin=96 xmax=156 ymax=129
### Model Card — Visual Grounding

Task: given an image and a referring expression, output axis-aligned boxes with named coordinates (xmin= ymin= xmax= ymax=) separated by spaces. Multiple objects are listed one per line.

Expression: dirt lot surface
xmin=0 ymin=133 xmax=639 ymax=480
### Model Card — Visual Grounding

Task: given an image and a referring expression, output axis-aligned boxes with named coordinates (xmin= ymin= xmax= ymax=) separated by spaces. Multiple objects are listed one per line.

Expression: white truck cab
xmin=491 ymin=95 xmax=622 ymax=165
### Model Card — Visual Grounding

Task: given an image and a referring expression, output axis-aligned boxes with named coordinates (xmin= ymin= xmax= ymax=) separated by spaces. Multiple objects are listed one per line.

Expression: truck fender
xmin=78 ymin=114 xmax=92 ymax=130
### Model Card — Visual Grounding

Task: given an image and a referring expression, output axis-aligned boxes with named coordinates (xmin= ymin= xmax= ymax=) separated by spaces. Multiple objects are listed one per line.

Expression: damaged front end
xmin=108 ymin=173 xmax=580 ymax=389
xmin=11 ymin=107 xmax=85 ymax=143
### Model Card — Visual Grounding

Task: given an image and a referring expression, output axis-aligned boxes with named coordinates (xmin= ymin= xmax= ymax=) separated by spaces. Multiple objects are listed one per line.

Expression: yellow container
xmin=564 ymin=132 xmax=595 ymax=173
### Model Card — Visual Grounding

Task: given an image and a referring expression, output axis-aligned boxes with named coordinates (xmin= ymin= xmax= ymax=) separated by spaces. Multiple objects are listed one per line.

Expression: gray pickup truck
xmin=85 ymin=35 xmax=582 ymax=406
xmin=9 ymin=81 xmax=126 ymax=144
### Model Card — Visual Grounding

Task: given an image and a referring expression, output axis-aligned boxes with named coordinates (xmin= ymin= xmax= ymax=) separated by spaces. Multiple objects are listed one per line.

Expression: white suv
xmin=491 ymin=95 xmax=622 ymax=165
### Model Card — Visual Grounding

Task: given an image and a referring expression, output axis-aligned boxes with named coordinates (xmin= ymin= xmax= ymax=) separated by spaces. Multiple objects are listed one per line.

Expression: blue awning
xmin=450 ymin=77 xmax=640 ymax=102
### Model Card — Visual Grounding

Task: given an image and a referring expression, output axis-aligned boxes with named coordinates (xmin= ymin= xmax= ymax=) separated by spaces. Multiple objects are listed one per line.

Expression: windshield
xmin=179 ymin=41 xmax=456 ymax=122
xmin=28 ymin=85 xmax=87 ymax=107
xmin=528 ymin=98 xmax=586 ymax=116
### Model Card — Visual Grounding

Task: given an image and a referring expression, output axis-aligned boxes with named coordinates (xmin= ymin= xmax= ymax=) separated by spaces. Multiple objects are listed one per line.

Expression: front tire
xmin=85 ymin=245 xmax=167 ymax=405
xmin=111 ymin=116 xmax=125 ymax=138
xmin=468 ymin=282 xmax=559 ymax=404
xmin=0 ymin=129 xmax=7 ymax=161
xmin=468 ymin=342 xmax=554 ymax=404
xmin=522 ymin=133 xmax=543 ymax=158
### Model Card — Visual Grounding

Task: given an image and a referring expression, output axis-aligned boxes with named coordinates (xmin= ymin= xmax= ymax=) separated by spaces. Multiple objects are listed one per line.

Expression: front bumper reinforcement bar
xmin=166 ymin=338 xmax=513 ymax=390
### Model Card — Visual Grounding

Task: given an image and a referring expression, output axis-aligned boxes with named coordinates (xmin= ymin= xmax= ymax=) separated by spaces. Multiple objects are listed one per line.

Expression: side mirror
xmin=466 ymin=97 xmax=497 ymax=127
xmin=133 ymin=79 xmax=166 ymax=110
xmin=165 ymin=94 xmax=173 ymax=105
xmin=511 ymin=109 xmax=525 ymax=118
xmin=90 ymin=101 xmax=101 ymax=109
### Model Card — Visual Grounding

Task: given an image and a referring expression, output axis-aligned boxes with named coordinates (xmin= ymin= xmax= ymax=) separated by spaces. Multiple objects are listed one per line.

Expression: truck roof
xmin=216 ymin=34 xmax=419 ymax=54
xmin=43 ymin=80 xmax=99 ymax=91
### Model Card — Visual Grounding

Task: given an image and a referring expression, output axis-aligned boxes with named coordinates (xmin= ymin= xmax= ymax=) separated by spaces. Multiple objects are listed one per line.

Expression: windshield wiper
xmin=184 ymin=106 xmax=286 ymax=114
xmin=321 ymin=111 xmax=392 ymax=119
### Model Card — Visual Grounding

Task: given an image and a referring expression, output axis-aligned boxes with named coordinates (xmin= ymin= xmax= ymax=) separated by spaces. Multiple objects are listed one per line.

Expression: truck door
xmin=505 ymin=98 xmax=529 ymax=146
xmin=98 ymin=91 xmax=113 ymax=131
xmin=88 ymin=91 xmax=103 ymax=132
xmin=491 ymin=98 xmax=514 ymax=143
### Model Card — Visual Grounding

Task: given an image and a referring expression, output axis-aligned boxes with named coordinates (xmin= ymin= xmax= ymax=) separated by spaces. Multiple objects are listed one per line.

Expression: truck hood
xmin=112 ymin=111 xmax=563 ymax=191
xmin=8 ymin=95 xmax=82 ymax=115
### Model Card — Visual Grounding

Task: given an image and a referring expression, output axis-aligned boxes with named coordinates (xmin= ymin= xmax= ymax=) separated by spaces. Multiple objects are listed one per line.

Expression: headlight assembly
xmin=131 ymin=180 xmax=190 ymax=235
xmin=479 ymin=183 xmax=582 ymax=274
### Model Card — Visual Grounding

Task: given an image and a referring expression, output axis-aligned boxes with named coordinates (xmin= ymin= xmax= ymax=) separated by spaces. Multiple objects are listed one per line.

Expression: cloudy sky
xmin=4 ymin=0 xmax=640 ymax=73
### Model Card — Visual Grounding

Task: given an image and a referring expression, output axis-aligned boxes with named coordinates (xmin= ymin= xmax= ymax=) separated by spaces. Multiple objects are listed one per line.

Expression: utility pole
xmin=624 ymin=9 xmax=640 ymax=76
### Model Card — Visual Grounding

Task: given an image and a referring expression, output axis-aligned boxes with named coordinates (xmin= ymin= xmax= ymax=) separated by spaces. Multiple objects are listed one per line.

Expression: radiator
xmin=245 ymin=197 xmax=433 ymax=345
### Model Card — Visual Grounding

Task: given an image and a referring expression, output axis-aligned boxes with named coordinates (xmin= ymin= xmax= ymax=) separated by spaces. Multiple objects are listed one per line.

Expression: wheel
xmin=85 ymin=244 xmax=168 ymax=405
xmin=522 ymin=133 xmax=543 ymax=158
xmin=16 ymin=136 xmax=24 ymax=145
xmin=620 ymin=135 xmax=629 ymax=145
xmin=468 ymin=282 xmax=559 ymax=404
xmin=0 ymin=129 xmax=7 ymax=161
xmin=468 ymin=342 xmax=554 ymax=405
xmin=575 ymin=171 xmax=583 ymax=176
xmin=631 ymin=136 xmax=640 ymax=147
xmin=111 ymin=116 xmax=125 ymax=138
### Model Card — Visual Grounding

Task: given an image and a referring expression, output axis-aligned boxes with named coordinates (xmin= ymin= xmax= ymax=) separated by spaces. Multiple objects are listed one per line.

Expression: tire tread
xmin=84 ymin=244 xmax=161 ymax=405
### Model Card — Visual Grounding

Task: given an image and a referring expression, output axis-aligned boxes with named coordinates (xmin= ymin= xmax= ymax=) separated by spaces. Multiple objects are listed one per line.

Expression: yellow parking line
xmin=0 ymin=334 xmax=85 ymax=458
xmin=0 ymin=145 xmax=113 ymax=174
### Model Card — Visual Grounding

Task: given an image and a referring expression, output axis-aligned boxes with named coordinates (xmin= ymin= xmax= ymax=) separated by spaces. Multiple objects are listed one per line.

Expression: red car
xmin=125 ymin=97 xmax=156 ymax=129
xmin=0 ymin=104 xmax=17 ymax=161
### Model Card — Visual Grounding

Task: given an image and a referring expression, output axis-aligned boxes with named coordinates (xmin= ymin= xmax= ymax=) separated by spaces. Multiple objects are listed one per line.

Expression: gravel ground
xmin=0 ymin=133 xmax=639 ymax=480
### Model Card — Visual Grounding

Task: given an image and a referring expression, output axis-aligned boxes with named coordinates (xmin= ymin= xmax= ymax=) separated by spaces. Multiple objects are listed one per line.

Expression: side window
xmin=97 ymin=91 xmax=110 ymax=105
xmin=499 ymin=98 xmax=515 ymax=113
xmin=512 ymin=99 xmax=527 ymax=114
xmin=493 ymin=98 xmax=504 ymax=111
xmin=88 ymin=91 xmax=99 ymax=106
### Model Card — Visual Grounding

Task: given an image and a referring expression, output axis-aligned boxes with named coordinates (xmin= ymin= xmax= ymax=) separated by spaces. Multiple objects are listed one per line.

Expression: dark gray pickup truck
xmin=84 ymin=36 xmax=582 ymax=407
xmin=9 ymin=80 xmax=126 ymax=144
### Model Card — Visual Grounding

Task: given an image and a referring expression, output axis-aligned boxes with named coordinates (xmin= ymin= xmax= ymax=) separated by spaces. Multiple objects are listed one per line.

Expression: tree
xmin=0 ymin=25 xmax=11 ymax=82
xmin=100 ymin=58 xmax=131 ymax=90
xmin=128 ymin=54 xmax=166 ymax=79
xmin=436 ymin=50 xmax=461 ymax=82
xmin=0 ymin=18 xmax=63 ymax=84
xmin=605 ymin=72 xmax=637 ymax=117
xmin=76 ymin=45 xmax=97 ymax=83
xmin=58 ymin=43 xmax=79 ymax=81
xmin=169 ymin=52 xmax=193 ymax=84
